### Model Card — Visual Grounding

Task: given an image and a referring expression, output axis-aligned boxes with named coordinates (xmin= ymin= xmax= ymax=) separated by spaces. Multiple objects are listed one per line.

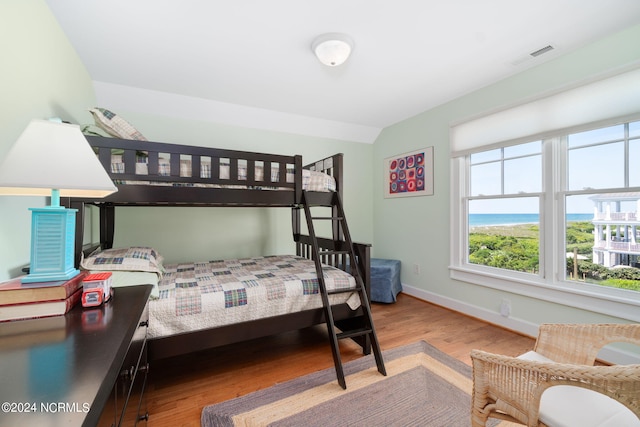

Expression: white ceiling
xmin=45 ymin=0 xmax=640 ymax=143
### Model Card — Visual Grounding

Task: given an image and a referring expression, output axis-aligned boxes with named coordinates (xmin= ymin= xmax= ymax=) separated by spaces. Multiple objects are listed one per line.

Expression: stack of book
xmin=0 ymin=271 xmax=88 ymax=322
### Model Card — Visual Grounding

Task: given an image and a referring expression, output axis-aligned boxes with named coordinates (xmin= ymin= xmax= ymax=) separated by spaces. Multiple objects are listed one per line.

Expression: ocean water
xmin=468 ymin=213 xmax=593 ymax=227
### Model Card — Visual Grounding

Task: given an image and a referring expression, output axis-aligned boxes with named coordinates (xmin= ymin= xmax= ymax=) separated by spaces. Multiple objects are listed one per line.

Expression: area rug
xmin=201 ymin=340 xmax=499 ymax=427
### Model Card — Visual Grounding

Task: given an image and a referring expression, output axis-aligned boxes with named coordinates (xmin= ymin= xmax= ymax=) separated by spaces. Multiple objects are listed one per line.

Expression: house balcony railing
xmin=593 ymin=212 xmax=638 ymax=221
xmin=593 ymin=240 xmax=640 ymax=253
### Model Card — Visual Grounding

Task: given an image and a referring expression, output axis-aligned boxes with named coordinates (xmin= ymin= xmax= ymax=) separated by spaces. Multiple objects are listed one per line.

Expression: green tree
xmin=470 ymin=222 xmax=639 ymax=291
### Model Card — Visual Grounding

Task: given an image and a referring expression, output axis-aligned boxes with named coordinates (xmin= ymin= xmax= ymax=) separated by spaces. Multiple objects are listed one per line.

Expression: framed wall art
xmin=384 ymin=147 xmax=433 ymax=198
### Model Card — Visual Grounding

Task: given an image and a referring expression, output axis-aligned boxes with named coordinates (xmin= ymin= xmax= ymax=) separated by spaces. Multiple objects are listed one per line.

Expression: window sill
xmin=449 ymin=265 xmax=640 ymax=322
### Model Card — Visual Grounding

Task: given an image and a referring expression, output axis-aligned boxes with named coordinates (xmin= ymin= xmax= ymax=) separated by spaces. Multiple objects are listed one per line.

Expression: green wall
xmin=373 ymin=24 xmax=640 ymax=330
xmin=0 ymin=0 xmax=96 ymax=281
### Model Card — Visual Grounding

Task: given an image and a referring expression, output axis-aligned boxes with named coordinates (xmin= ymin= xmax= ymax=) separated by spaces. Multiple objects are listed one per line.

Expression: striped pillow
xmin=89 ymin=107 xmax=147 ymax=141
xmin=81 ymin=246 xmax=164 ymax=275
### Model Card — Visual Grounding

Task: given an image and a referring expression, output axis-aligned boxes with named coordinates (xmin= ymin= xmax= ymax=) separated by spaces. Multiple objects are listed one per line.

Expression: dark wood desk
xmin=0 ymin=285 xmax=151 ymax=427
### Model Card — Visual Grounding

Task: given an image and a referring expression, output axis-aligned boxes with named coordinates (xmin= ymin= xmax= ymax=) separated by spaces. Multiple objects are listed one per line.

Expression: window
xmin=468 ymin=142 xmax=541 ymax=274
xmin=564 ymin=122 xmax=640 ymax=292
xmin=453 ymin=118 xmax=640 ymax=299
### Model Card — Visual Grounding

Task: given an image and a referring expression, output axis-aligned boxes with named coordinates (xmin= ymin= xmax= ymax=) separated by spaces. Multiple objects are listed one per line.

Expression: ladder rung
xmin=311 ymin=216 xmax=344 ymax=221
xmin=327 ymin=286 xmax=362 ymax=295
xmin=337 ymin=328 xmax=373 ymax=340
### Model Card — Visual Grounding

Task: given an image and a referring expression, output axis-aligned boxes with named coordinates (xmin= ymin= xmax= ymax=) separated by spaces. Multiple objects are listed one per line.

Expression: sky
xmin=469 ymin=121 xmax=640 ymax=214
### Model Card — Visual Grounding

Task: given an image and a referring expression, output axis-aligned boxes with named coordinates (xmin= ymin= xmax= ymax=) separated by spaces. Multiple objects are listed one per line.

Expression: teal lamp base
xmin=22 ymin=206 xmax=79 ymax=284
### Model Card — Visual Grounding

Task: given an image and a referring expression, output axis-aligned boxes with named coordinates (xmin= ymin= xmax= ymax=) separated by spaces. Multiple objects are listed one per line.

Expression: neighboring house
xmin=591 ymin=192 xmax=640 ymax=267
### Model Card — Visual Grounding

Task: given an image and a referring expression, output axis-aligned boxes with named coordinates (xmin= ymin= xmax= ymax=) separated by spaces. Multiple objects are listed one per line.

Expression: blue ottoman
xmin=370 ymin=258 xmax=402 ymax=303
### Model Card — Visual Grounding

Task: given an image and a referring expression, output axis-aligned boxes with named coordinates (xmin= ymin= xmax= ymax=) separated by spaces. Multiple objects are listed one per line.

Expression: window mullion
xmin=625 ymin=123 xmax=630 ymax=188
xmin=547 ymin=136 xmax=564 ymax=282
xmin=500 ymin=147 xmax=505 ymax=195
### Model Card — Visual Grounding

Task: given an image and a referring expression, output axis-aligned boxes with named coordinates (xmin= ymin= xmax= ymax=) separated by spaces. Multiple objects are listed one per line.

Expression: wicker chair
xmin=470 ymin=323 xmax=640 ymax=427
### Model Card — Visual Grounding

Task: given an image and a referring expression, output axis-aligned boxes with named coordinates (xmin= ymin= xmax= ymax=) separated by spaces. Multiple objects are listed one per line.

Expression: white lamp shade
xmin=0 ymin=119 xmax=117 ymax=198
xmin=312 ymin=33 xmax=353 ymax=67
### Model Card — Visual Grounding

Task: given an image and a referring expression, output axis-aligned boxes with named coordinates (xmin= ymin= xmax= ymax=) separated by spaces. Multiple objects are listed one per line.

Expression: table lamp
xmin=0 ymin=119 xmax=117 ymax=283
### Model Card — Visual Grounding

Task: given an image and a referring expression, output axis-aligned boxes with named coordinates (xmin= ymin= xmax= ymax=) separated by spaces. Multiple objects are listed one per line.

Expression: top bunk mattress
xmin=109 ymin=153 xmax=337 ymax=192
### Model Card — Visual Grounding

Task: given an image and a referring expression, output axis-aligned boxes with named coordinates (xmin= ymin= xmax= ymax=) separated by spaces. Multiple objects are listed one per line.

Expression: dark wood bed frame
xmin=67 ymin=136 xmax=372 ymax=361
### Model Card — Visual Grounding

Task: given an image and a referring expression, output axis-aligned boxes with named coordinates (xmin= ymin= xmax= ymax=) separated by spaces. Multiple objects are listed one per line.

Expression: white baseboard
xmin=400 ymin=284 xmax=539 ymax=337
xmin=400 ymin=284 xmax=639 ymax=365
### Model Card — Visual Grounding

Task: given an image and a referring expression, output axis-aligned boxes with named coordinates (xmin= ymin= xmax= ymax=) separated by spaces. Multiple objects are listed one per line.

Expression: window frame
xmin=450 ymin=115 xmax=640 ymax=322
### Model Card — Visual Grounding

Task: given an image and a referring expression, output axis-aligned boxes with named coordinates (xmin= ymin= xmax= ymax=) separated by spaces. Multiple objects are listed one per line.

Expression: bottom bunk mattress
xmin=149 ymin=255 xmax=360 ymax=339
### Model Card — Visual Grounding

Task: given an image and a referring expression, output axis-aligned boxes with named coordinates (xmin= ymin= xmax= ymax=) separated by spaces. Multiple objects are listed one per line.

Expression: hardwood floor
xmin=146 ymin=294 xmax=535 ymax=426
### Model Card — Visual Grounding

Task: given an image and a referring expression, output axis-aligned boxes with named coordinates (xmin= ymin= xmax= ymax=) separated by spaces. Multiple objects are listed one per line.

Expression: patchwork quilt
xmin=148 ymin=255 xmax=359 ymax=339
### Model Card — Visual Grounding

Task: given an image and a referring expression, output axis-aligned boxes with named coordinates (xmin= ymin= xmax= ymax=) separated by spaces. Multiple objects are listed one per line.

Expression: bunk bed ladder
xmin=301 ymin=190 xmax=386 ymax=389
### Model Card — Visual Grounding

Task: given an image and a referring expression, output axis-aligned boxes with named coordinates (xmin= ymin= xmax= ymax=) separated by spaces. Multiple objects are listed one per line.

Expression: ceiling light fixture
xmin=311 ymin=33 xmax=353 ymax=67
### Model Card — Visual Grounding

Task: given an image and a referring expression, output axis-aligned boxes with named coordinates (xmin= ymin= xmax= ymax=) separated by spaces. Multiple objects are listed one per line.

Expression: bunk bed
xmin=68 ymin=136 xmax=372 ymax=361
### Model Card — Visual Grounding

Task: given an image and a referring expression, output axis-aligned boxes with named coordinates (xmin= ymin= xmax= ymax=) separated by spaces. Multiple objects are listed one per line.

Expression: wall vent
xmin=530 ymin=45 xmax=554 ymax=57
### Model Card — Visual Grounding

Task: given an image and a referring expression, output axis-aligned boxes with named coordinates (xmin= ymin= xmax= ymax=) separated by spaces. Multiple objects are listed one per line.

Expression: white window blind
xmin=450 ymin=66 xmax=640 ymax=156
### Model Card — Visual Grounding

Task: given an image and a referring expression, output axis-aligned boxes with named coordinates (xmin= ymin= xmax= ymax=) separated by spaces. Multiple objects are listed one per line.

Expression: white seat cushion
xmin=518 ymin=350 xmax=554 ymax=362
xmin=517 ymin=351 xmax=640 ymax=427
xmin=539 ymin=386 xmax=639 ymax=427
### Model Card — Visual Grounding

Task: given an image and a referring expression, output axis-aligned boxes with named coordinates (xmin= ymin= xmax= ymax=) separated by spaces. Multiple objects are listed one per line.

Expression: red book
xmin=0 ymin=271 xmax=88 ymax=306
xmin=0 ymin=288 xmax=83 ymax=322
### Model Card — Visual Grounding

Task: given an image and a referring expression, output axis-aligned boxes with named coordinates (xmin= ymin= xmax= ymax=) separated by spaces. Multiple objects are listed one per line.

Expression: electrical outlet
xmin=500 ymin=298 xmax=511 ymax=317
xmin=413 ymin=263 xmax=421 ymax=275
